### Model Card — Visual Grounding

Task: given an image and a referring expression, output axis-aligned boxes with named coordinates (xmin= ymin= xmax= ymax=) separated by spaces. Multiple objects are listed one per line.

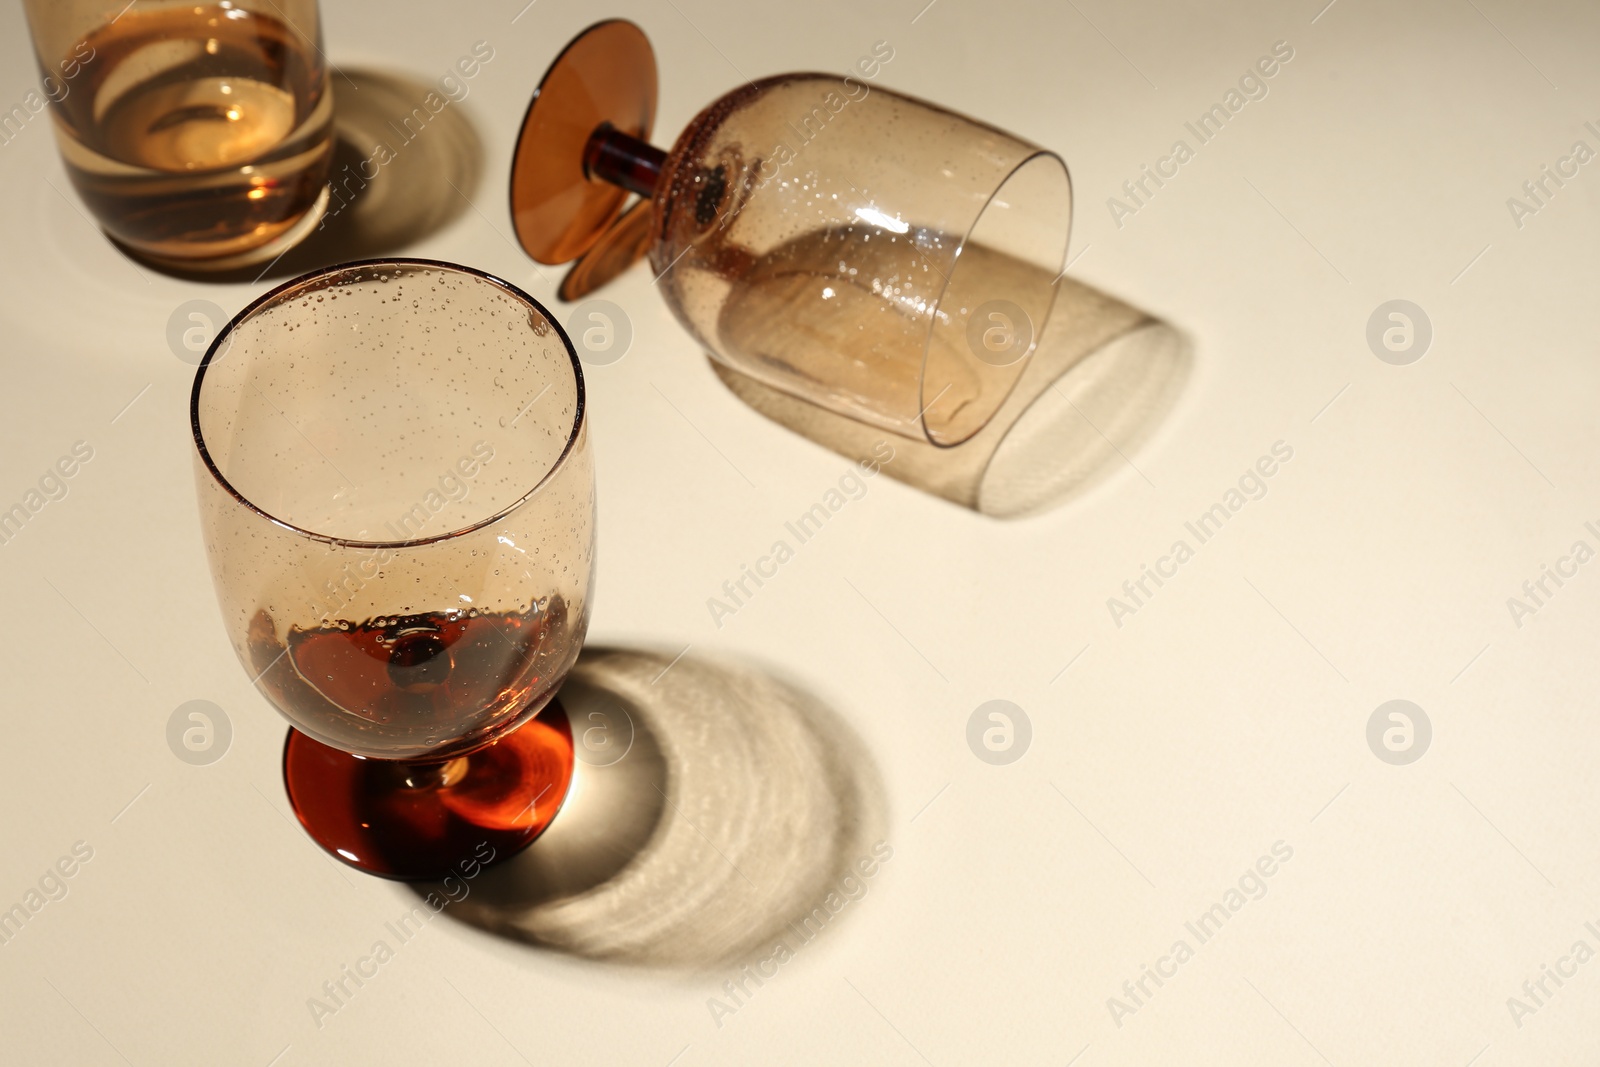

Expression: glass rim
xmin=919 ymin=147 xmax=1072 ymax=449
xmin=189 ymin=257 xmax=588 ymax=551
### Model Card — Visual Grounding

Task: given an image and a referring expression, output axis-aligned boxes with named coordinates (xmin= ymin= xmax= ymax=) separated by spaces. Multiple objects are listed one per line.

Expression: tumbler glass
xmin=24 ymin=0 xmax=335 ymax=269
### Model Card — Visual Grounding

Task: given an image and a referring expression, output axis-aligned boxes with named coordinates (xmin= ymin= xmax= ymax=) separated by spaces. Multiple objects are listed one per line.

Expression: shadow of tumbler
xmin=433 ymin=646 xmax=887 ymax=971
xmin=713 ymin=277 xmax=1191 ymax=518
xmin=262 ymin=67 xmax=483 ymax=277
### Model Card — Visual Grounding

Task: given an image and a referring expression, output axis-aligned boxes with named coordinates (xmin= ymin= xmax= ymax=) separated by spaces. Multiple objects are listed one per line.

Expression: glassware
xmin=510 ymin=20 xmax=1072 ymax=447
xmin=714 ymin=275 xmax=1189 ymax=517
xmin=190 ymin=259 xmax=594 ymax=879
xmin=24 ymin=0 xmax=335 ymax=270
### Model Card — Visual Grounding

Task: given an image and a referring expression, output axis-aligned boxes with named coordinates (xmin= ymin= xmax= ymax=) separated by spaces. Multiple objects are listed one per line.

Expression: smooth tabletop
xmin=2 ymin=0 xmax=1599 ymax=1064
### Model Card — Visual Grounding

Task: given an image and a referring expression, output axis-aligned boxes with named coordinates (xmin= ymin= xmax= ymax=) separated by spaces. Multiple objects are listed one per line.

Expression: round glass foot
xmin=510 ymin=19 xmax=658 ymax=265
xmin=282 ymin=699 xmax=575 ymax=881
xmin=122 ymin=184 xmax=331 ymax=273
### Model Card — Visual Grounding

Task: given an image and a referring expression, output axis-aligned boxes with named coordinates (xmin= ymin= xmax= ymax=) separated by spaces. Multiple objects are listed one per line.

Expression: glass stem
xmin=583 ymin=123 xmax=666 ymax=198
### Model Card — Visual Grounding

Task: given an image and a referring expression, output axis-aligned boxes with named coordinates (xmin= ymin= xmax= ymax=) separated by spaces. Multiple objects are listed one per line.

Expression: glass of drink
xmin=511 ymin=20 xmax=1073 ymax=447
xmin=190 ymin=259 xmax=595 ymax=879
xmin=23 ymin=0 xmax=335 ymax=270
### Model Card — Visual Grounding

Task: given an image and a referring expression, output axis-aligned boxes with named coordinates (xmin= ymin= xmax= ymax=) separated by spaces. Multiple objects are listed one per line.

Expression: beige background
xmin=3 ymin=0 xmax=1599 ymax=1063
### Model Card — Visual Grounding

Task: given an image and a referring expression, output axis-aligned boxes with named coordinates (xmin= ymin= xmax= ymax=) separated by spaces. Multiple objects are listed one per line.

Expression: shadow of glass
xmin=713 ymin=276 xmax=1192 ymax=518
xmin=123 ymin=67 xmax=483 ymax=283
xmin=426 ymin=646 xmax=887 ymax=971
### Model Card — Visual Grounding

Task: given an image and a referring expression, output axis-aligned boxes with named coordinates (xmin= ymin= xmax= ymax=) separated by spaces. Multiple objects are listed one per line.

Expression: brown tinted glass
xmin=559 ymin=197 xmax=656 ymax=301
xmin=24 ymin=0 xmax=334 ymax=268
xmin=649 ymin=75 xmax=1071 ymax=447
xmin=191 ymin=260 xmax=595 ymax=761
xmin=510 ymin=19 xmax=656 ymax=265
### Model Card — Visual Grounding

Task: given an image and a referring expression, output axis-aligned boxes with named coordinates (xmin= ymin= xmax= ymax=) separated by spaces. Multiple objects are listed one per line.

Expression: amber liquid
xmin=50 ymin=5 xmax=333 ymax=264
xmin=248 ymin=600 xmax=576 ymax=760
xmin=262 ymin=603 xmax=579 ymax=878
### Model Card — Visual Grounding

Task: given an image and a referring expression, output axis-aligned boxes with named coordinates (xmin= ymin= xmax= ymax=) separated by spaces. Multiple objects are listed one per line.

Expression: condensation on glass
xmin=192 ymin=261 xmax=594 ymax=760
xmin=190 ymin=260 xmax=594 ymax=879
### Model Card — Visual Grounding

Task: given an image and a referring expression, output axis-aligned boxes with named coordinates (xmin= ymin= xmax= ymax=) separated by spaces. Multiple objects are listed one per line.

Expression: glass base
xmin=510 ymin=19 xmax=657 ymax=265
xmin=282 ymin=698 xmax=575 ymax=881
xmin=118 ymin=185 xmax=330 ymax=273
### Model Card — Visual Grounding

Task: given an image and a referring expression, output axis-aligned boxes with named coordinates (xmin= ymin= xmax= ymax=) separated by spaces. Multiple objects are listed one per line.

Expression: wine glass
xmin=509 ymin=20 xmax=1072 ymax=447
xmin=190 ymin=258 xmax=594 ymax=880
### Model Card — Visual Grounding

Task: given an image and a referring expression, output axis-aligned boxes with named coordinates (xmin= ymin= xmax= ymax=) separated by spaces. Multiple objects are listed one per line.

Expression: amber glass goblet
xmin=190 ymin=259 xmax=594 ymax=880
xmin=511 ymin=20 xmax=1072 ymax=446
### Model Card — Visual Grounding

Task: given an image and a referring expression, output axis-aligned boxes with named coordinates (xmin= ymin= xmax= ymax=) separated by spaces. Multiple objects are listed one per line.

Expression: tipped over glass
xmin=511 ymin=20 xmax=1072 ymax=447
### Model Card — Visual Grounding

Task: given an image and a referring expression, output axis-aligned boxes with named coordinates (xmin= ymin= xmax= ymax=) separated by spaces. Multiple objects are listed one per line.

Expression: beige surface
xmin=3 ymin=0 xmax=1599 ymax=1064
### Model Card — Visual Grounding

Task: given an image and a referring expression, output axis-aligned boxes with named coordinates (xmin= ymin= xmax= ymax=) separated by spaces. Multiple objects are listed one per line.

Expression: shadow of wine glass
xmin=713 ymin=275 xmax=1192 ymax=518
xmin=121 ymin=66 xmax=483 ymax=282
xmin=424 ymin=645 xmax=887 ymax=971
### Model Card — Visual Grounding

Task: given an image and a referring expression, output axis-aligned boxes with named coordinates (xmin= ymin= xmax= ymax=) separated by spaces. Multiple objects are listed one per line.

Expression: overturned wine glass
xmin=510 ymin=19 xmax=1072 ymax=447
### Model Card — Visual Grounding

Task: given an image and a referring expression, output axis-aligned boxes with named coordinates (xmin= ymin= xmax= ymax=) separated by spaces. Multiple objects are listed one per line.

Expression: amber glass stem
xmin=583 ymin=123 xmax=665 ymax=198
